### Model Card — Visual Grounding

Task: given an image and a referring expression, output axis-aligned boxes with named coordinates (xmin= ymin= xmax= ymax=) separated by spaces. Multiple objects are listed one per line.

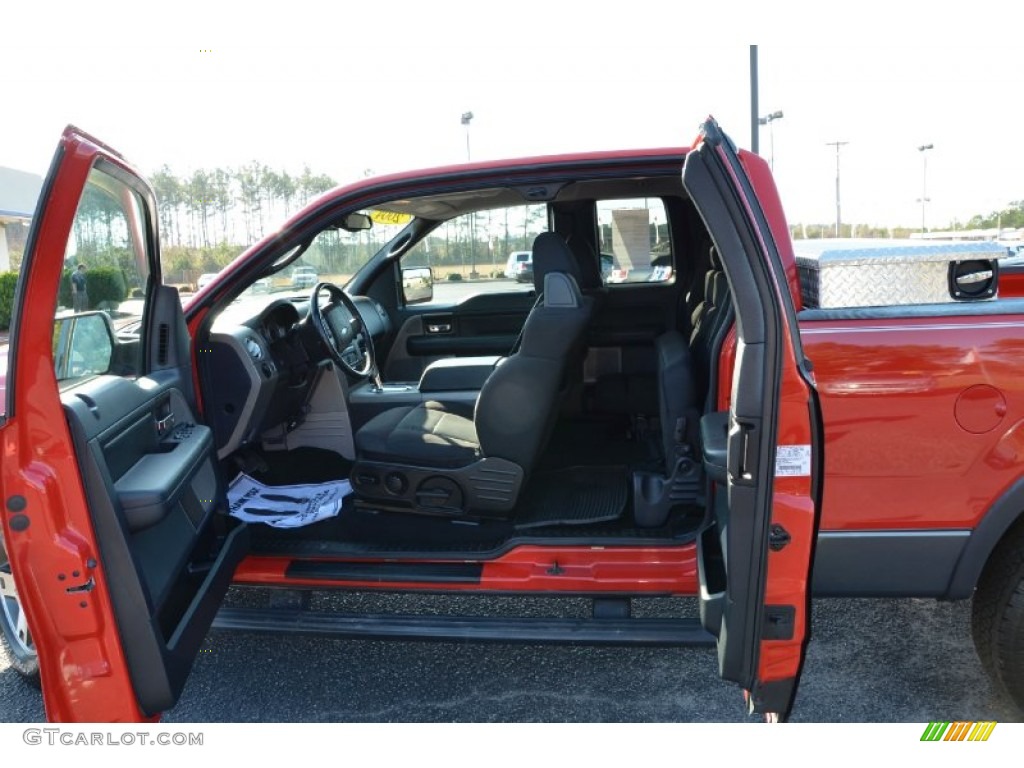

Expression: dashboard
xmin=204 ymin=292 xmax=392 ymax=457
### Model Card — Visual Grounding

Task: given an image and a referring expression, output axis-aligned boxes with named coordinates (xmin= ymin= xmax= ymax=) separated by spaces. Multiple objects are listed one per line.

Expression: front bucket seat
xmin=350 ymin=233 xmax=592 ymax=517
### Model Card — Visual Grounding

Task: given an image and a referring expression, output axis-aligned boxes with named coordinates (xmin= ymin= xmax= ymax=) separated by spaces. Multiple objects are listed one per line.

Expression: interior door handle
xmin=427 ymin=323 xmax=452 ymax=334
xmin=154 ymin=397 xmax=175 ymax=436
xmin=156 ymin=413 xmax=176 ymax=434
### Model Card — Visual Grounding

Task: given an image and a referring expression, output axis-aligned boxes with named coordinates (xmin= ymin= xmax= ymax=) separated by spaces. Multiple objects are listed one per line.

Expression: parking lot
xmin=1 ymin=591 xmax=1019 ymax=723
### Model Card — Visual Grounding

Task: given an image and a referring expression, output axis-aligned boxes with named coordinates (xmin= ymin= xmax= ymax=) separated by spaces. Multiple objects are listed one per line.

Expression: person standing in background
xmin=71 ymin=263 xmax=88 ymax=312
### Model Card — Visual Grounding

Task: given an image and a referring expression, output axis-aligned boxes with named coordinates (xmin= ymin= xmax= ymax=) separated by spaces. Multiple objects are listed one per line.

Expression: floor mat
xmin=246 ymin=446 xmax=354 ymax=486
xmin=540 ymin=417 xmax=661 ymax=472
xmin=514 ymin=465 xmax=629 ymax=529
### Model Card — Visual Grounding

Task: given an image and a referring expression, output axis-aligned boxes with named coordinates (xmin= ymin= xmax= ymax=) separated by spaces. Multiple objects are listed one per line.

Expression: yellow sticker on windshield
xmin=369 ymin=210 xmax=413 ymax=226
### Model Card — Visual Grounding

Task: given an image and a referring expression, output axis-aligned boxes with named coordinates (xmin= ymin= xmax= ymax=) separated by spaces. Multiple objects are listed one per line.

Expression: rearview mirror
xmin=53 ymin=311 xmax=116 ymax=381
xmin=402 ymin=266 xmax=434 ymax=305
xmin=340 ymin=212 xmax=373 ymax=232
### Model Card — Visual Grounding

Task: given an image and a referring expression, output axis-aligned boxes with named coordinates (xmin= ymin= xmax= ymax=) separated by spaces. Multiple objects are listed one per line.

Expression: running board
xmin=212 ymin=608 xmax=715 ymax=646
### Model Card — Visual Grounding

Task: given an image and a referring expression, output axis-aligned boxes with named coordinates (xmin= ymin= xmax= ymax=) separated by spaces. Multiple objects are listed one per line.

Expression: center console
xmin=348 ymin=355 xmax=502 ymax=429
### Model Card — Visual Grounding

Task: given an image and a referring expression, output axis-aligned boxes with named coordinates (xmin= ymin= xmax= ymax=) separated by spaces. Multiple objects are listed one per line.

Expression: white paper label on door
xmin=775 ymin=445 xmax=811 ymax=477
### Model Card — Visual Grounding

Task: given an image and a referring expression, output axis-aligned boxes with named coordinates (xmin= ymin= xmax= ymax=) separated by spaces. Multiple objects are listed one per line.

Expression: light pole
xmin=461 ymin=111 xmax=476 ymax=275
xmin=757 ymin=110 xmax=784 ymax=170
xmin=461 ymin=111 xmax=473 ymax=162
xmin=750 ymin=46 xmax=759 ymax=153
xmin=917 ymin=143 xmax=933 ymax=232
xmin=826 ymin=141 xmax=849 ymax=238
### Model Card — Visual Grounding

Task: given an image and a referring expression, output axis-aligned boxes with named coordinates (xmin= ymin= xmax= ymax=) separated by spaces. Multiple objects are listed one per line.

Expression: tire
xmin=0 ymin=534 xmax=41 ymax=688
xmin=971 ymin=519 xmax=1024 ymax=712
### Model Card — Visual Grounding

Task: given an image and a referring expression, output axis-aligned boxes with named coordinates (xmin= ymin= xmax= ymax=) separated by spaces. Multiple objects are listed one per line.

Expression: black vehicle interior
xmin=186 ymin=165 xmax=733 ymax=560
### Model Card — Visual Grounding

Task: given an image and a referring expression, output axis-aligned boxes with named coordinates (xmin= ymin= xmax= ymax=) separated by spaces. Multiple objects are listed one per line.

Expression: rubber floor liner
xmin=514 ymin=465 xmax=629 ymax=529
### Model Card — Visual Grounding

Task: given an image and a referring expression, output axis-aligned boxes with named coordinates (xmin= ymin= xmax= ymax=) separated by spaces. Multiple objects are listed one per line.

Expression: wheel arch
xmin=947 ymin=475 xmax=1024 ymax=599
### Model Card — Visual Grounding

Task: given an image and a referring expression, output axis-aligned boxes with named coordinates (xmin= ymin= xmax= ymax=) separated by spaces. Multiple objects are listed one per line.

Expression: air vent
xmin=156 ymin=323 xmax=170 ymax=366
xmin=244 ymin=337 xmax=264 ymax=360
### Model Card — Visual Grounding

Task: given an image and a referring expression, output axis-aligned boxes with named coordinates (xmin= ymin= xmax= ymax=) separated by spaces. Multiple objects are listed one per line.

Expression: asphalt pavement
xmin=1 ymin=591 xmax=1020 ymax=723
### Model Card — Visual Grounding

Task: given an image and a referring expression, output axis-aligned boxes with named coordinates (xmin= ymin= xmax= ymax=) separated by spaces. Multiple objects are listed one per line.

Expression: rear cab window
xmin=597 ymin=197 xmax=673 ymax=286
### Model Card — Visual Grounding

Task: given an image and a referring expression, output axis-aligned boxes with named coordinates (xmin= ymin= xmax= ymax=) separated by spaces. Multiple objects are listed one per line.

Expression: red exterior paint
xmin=998 ymin=265 xmax=1024 ymax=298
xmin=737 ymin=150 xmax=802 ymax=311
xmin=0 ymin=129 xmax=151 ymax=722
xmin=714 ymin=292 xmax=1023 ymax=534
xmin=717 ymin=325 xmax=738 ymax=412
xmin=233 ymin=545 xmax=698 ymax=595
xmin=801 ymin=314 xmax=1024 ymax=530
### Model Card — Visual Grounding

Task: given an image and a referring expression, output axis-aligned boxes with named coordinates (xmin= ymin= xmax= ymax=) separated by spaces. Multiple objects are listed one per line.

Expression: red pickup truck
xmin=1 ymin=120 xmax=1022 ymax=722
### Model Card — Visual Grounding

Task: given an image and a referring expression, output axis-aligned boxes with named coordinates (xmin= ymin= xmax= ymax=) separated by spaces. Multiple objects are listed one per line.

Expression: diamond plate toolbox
xmin=795 ymin=240 xmax=1004 ymax=309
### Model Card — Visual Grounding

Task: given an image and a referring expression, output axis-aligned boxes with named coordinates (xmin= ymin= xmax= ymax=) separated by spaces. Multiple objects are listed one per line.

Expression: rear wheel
xmin=0 ymin=534 xmax=40 ymax=687
xmin=971 ymin=520 xmax=1024 ymax=712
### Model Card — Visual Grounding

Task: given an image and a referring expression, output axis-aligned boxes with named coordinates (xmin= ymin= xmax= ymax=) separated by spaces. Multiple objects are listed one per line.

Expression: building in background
xmin=0 ymin=167 xmax=43 ymax=271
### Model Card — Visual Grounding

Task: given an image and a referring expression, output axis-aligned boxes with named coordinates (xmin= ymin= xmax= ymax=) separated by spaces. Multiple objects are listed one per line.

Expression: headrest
xmin=704 ymin=268 xmax=716 ymax=298
xmin=565 ymin=235 xmax=604 ymax=292
xmin=532 ymin=232 xmax=581 ymax=294
xmin=710 ymin=271 xmax=729 ymax=306
xmin=709 ymin=245 xmax=721 ymax=269
xmin=543 ymin=271 xmax=582 ymax=308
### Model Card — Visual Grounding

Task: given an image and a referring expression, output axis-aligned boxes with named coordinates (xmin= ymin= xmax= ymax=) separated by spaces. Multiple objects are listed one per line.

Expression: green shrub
xmin=447 ymin=272 xmax=463 ymax=282
xmin=0 ymin=271 xmax=18 ymax=329
xmin=86 ymin=266 xmax=127 ymax=309
xmin=59 ymin=269 xmax=73 ymax=309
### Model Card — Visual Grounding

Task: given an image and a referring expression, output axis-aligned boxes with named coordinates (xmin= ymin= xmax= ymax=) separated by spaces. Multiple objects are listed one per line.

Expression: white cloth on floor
xmin=227 ymin=473 xmax=352 ymax=528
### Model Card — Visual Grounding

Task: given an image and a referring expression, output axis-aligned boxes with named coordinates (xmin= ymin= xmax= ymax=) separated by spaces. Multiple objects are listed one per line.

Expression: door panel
xmin=64 ymin=375 xmax=247 ymax=716
xmin=385 ymin=291 xmax=534 ymax=381
xmin=683 ymin=119 xmax=820 ymax=718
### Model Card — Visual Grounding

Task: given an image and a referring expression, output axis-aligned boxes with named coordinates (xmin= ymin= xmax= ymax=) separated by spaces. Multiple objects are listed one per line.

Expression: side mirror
xmin=401 ymin=266 xmax=434 ymax=305
xmin=53 ymin=311 xmax=115 ymax=381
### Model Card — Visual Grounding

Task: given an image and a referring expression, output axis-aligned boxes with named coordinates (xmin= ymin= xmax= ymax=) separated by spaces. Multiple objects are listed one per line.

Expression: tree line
xmin=150 ymin=163 xmax=340 ymax=282
xmin=151 ymin=163 xmax=338 ymax=249
xmin=962 ymin=200 xmax=1024 ymax=230
xmin=790 ymin=200 xmax=1024 ymax=240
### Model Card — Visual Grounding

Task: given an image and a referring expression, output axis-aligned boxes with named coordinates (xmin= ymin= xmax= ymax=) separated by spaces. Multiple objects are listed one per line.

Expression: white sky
xmin=4 ymin=1 xmax=1023 ymax=230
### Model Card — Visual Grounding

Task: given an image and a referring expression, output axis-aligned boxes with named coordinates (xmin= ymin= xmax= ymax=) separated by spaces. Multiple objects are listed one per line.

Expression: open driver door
xmin=0 ymin=127 xmax=246 ymax=721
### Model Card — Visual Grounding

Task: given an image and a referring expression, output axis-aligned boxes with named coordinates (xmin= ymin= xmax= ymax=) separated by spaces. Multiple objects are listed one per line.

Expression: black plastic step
xmin=212 ymin=607 xmax=716 ymax=646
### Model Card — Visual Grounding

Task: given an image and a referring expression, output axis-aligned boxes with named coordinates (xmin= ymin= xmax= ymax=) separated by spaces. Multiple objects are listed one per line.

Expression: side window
xmin=57 ymin=166 xmax=151 ymax=386
xmin=401 ymin=204 xmax=548 ymax=304
xmin=597 ymin=198 xmax=673 ymax=286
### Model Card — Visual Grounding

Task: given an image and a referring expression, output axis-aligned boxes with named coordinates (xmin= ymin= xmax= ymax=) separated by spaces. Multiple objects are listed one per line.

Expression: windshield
xmin=208 ymin=212 xmax=409 ymax=309
xmin=284 ymin=215 xmax=407 ymax=288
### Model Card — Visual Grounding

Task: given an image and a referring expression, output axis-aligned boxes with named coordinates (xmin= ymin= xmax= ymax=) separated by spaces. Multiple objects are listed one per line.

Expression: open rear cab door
xmin=682 ymin=118 xmax=822 ymax=719
xmin=0 ymin=127 xmax=246 ymax=721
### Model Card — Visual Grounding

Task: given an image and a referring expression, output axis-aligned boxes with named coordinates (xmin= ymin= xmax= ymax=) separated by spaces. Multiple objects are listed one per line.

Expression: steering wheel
xmin=308 ymin=282 xmax=376 ymax=379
